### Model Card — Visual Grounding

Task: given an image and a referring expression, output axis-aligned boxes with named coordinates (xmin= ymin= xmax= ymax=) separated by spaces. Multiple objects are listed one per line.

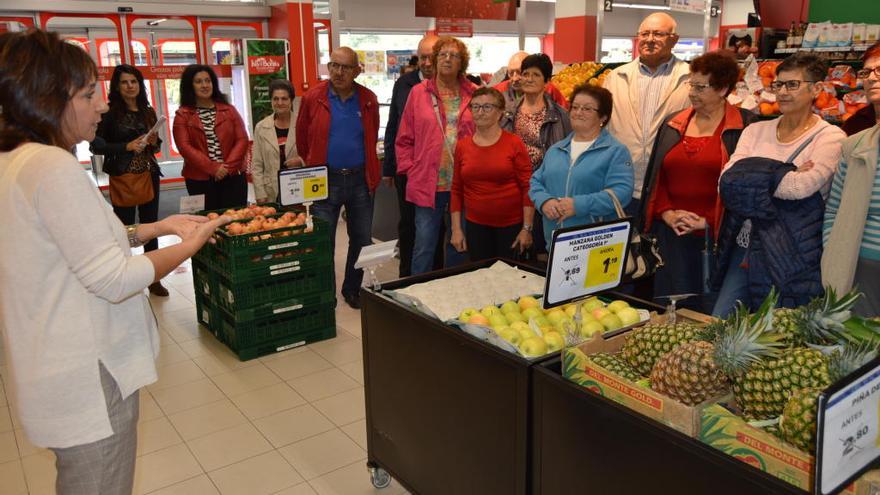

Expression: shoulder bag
xmin=108 ymin=152 xmax=154 ymax=207
xmin=605 ymin=188 xmax=663 ymax=282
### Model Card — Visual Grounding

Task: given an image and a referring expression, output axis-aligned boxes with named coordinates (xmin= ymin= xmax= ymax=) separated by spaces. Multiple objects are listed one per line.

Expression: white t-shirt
xmin=569 ymin=138 xmax=596 ymax=166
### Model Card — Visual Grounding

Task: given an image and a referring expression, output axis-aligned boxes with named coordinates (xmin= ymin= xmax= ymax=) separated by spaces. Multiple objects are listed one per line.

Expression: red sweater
xmin=451 ymin=130 xmax=533 ymax=227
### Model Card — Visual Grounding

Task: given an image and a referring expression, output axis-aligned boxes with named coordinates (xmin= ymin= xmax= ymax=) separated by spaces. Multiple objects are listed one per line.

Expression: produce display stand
xmin=530 ymin=357 xmax=806 ymax=495
xmin=359 ymin=258 xmax=662 ymax=494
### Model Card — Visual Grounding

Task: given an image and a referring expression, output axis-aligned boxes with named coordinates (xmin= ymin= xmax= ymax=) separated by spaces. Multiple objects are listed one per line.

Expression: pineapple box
xmin=699 ymin=403 xmax=880 ymax=493
xmin=562 ymin=313 xmax=727 ymax=437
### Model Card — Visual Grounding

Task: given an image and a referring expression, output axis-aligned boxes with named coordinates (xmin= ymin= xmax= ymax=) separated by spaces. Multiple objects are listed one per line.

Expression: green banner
xmin=245 ymin=39 xmax=288 ymax=125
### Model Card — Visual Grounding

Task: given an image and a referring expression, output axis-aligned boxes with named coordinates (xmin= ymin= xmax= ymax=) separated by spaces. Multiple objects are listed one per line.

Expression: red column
xmin=269 ymin=2 xmax=319 ymax=94
xmin=553 ymin=15 xmax=598 ymax=63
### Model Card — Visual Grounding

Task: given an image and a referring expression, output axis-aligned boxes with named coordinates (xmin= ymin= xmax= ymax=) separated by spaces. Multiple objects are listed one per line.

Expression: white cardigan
xmin=251 ymin=100 xmax=301 ymax=202
xmin=0 ymin=143 xmax=159 ymax=448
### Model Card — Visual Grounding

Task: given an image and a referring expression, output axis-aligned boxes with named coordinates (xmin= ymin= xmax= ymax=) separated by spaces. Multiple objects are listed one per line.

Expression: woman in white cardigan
xmin=0 ymin=30 xmax=228 ymax=494
xmin=252 ymin=79 xmax=303 ymax=203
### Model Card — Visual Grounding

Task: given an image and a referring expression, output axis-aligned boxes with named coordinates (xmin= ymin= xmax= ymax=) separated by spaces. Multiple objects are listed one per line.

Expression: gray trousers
xmin=50 ymin=363 xmax=140 ymax=495
xmin=853 ymin=257 xmax=880 ymax=317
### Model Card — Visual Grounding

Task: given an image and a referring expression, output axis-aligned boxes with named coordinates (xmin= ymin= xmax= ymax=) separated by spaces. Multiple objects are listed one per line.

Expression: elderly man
xmin=297 ymin=47 xmax=380 ymax=309
xmin=603 ymin=12 xmax=690 ymax=220
xmin=383 ymin=34 xmax=442 ymax=277
xmin=495 ymin=50 xmax=568 ymax=108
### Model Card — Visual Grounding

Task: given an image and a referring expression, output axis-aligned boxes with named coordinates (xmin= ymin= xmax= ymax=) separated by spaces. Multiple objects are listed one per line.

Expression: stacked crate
xmin=192 ymin=206 xmax=336 ymax=360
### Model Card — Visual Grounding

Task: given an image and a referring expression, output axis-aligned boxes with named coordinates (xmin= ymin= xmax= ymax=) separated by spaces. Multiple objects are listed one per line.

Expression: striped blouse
xmin=198 ymin=107 xmax=223 ymax=163
xmin=823 ymin=157 xmax=880 ymax=261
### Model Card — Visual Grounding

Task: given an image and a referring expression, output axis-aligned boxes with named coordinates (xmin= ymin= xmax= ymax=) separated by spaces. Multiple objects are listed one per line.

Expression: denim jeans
xmin=311 ymin=169 xmax=374 ymax=298
xmin=712 ymin=245 xmax=751 ymax=318
xmin=412 ymin=191 xmax=451 ymax=275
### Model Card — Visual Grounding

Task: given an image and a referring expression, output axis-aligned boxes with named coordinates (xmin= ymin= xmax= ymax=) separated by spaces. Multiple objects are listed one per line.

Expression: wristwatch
xmin=127 ymin=224 xmax=145 ymax=248
xmin=522 ymin=224 xmax=533 ymax=233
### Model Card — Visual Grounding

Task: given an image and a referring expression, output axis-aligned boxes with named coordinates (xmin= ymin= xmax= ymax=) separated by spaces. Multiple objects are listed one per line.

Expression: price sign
xmin=180 ymin=194 xmax=205 ymax=214
xmin=815 ymin=356 xmax=880 ymax=494
xmin=279 ymin=166 xmax=328 ymax=206
xmin=542 ymin=219 xmax=631 ymax=309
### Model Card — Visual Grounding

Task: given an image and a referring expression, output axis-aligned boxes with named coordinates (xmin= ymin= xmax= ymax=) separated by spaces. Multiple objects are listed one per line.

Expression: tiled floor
xmin=0 ymin=221 xmax=408 ymax=495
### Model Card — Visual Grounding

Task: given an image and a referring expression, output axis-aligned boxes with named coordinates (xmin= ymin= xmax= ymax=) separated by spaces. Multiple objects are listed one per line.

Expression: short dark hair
xmin=863 ymin=40 xmax=880 ymax=63
xmin=179 ymin=64 xmax=228 ymax=107
xmin=108 ymin=64 xmax=156 ymax=125
xmin=776 ymin=52 xmax=828 ymax=82
xmin=689 ymin=51 xmax=740 ymax=96
xmin=521 ymin=53 xmax=553 ymax=82
xmin=0 ymin=29 xmax=98 ymax=151
xmin=471 ymin=86 xmax=505 ymax=109
xmin=268 ymin=79 xmax=295 ymax=100
xmin=569 ymin=84 xmax=613 ymax=124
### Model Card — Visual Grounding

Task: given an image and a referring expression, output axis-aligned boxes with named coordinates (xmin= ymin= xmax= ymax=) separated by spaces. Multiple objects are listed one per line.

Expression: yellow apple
xmin=522 ymin=307 xmax=543 ymax=320
xmin=505 ymin=311 xmax=526 ymax=324
xmin=518 ymin=328 xmax=537 ymax=341
xmin=600 ymin=313 xmax=623 ymax=331
xmin=500 ymin=300 xmax=520 ymax=314
xmin=488 ymin=314 xmax=509 ymax=328
xmin=519 ymin=336 xmax=548 ymax=357
xmin=498 ymin=328 xmax=522 ymax=346
xmin=459 ymin=307 xmax=479 ymax=321
xmin=607 ymin=300 xmax=630 ymax=313
xmin=468 ymin=313 xmax=490 ymax=326
xmin=543 ymin=332 xmax=565 ymax=352
xmin=579 ymin=320 xmax=605 ymax=338
xmin=481 ymin=305 xmax=502 ymax=318
xmin=564 ymin=304 xmax=579 ymax=318
xmin=617 ymin=307 xmax=641 ymax=327
xmin=582 ymin=297 xmax=604 ymax=312
xmin=518 ymin=295 xmax=540 ymax=311
xmin=545 ymin=310 xmax=568 ymax=324
xmin=509 ymin=321 xmax=531 ymax=333
xmin=591 ymin=308 xmax=611 ymax=320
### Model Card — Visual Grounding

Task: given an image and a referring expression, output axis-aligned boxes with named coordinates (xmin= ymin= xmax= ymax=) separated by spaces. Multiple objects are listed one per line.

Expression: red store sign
xmin=436 ymin=18 xmax=474 ymax=38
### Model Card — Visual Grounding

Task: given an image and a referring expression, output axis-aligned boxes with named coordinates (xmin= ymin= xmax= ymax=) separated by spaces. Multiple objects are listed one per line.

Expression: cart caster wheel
xmin=369 ymin=467 xmax=392 ymax=489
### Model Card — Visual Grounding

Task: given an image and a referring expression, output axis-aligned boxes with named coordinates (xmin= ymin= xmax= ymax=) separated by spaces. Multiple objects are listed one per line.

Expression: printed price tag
xmin=180 ymin=194 xmax=205 ymax=214
xmin=279 ymin=166 xmax=328 ymax=206
xmin=543 ymin=219 xmax=631 ymax=309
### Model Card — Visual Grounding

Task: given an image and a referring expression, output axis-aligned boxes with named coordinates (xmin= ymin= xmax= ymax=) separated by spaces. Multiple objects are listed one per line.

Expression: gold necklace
xmin=776 ymin=115 xmax=816 ymax=143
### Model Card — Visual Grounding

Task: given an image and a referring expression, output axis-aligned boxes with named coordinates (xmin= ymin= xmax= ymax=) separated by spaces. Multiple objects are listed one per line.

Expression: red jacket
xmin=296 ymin=80 xmax=381 ymax=192
xmin=172 ymin=102 xmax=248 ymax=181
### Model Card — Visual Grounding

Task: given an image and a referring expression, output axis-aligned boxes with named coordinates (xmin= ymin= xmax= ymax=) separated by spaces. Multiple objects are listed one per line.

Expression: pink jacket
xmin=395 ymin=76 xmax=477 ymax=208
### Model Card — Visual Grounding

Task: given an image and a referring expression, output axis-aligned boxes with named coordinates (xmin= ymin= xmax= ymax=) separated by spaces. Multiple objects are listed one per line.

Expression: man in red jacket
xmin=296 ymin=47 xmax=380 ymax=309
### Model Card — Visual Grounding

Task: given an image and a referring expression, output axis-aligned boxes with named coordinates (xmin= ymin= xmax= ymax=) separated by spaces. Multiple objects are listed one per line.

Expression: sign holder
xmin=815 ymin=355 xmax=880 ymax=494
xmin=542 ymin=218 xmax=631 ymax=309
xmin=278 ymin=166 xmax=329 ymax=206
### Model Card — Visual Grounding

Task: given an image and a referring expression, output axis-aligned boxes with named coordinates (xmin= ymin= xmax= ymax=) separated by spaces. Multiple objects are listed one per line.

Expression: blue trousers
xmin=412 ymin=191 xmax=466 ymax=275
xmin=712 ymin=245 xmax=750 ymax=318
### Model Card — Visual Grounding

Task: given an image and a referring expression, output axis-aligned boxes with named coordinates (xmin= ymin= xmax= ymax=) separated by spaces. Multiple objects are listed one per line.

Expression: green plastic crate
xmin=211 ymin=215 xmax=329 ymax=261
xmin=216 ymin=290 xmax=334 ymax=323
xmin=214 ymin=260 xmax=333 ymax=311
xmin=191 ymin=259 xmax=215 ymax=301
xmin=222 ymin=326 xmax=337 ymax=361
xmin=207 ymin=234 xmax=330 ymax=282
xmin=195 ymin=291 xmax=218 ymax=332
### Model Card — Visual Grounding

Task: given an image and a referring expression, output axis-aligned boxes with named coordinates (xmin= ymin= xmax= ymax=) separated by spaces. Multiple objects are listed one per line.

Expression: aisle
xmin=0 ymin=222 xmax=407 ymax=495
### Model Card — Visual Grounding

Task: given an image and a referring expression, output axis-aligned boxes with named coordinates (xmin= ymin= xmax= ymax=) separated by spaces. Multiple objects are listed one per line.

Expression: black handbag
xmin=605 ymin=188 xmax=664 ymax=282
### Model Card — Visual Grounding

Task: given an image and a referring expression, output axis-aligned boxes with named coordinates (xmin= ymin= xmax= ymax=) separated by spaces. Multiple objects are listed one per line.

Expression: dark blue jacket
xmin=715 ymin=157 xmax=825 ymax=309
xmin=383 ymin=69 xmax=423 ymax=177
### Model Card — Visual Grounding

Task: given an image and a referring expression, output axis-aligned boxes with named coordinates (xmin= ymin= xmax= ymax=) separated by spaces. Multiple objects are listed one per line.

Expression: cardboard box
xmin=561 ymin=316 xmax=725 ymax=437
xmin=700 ymin=404 xmax=880 ymax=493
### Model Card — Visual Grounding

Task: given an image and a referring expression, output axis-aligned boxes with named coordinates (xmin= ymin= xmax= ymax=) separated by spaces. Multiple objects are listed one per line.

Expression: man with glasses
xmin=494 ymin=51 xmax=568 ymax=109
xmin=296 ymin=47 xmax=380 ymax=309
xmin=603 ymin=12 xmax=691 ymax=221
xmin=383 ymin=34 xmax=440 ymax=278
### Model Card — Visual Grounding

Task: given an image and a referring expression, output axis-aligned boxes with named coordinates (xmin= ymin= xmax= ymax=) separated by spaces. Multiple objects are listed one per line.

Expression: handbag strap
xmin=430 ymin=93 xmax=456 ymax=163
xmin=603 ymin=188 xmax=626 ymax=219
xmin=785 ymin=127 xmax=824 ymax=163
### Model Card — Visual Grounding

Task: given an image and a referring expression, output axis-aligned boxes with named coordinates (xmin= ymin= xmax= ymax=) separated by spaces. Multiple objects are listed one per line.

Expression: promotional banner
xmin=436 ymin=18 xmax=474 ymax=37
xmin=386 ymin=50 xmax=416 ymax=78
xmin=97 ymin=65 xmax=232 ymax=81
xmin=415 ymin=0 xmax=517 ymax=21
xmin=355 ymin=50 xmax=386 ymax=74
xmin=245 ymin=39 xmax=288 ymax=125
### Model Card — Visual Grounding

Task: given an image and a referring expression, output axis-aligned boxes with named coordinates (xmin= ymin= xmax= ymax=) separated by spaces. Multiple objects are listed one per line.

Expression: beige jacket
xmin=251 ymin=100 xmax=301 ymax=202
xmin=603 ymin=57 xmax=691 ymax=199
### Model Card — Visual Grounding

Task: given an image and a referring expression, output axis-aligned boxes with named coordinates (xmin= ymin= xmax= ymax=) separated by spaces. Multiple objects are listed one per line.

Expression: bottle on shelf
xmin=786 ymin=21 xmax=796 ymax=48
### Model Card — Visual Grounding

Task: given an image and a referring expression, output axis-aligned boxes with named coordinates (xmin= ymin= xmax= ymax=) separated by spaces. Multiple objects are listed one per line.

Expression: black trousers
xmin=395 ymin=174 xmax=444 ymax=277
xmin=113 ymin=172 xmax=161 ymax=252
xmin=651 ymin=221 xmax=711 ymax=313
xmin=465 ymin=220 xmax=522 ymax=262
xmin=185 ymin=174 xmax=247 ymax=211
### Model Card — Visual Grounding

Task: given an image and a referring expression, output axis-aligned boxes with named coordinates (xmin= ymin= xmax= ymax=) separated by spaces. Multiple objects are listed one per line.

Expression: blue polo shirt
xmin=327 ymin=86 xmax=366 ymax=169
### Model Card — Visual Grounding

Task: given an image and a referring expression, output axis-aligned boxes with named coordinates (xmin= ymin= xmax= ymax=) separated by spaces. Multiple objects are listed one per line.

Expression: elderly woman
xmin=500 ymin=53 xmax=571 ymax=256
xmin=0 ymin=30 xmax=227 ymax=494
xmin=823 ymin=41 xmax=880 ymax=316
xmin=713 ymin=53 xmax=847 ymax=316
xmin=251 ymin=79 xmax=303 ymax=204
xmin=173 ymin=64 xmax=249 ymax=210
xmin=397 ymin=35 xmax=478 ymax=275
xmin=450 ymin=87 xmax=533 ymax=261
xmin=530 ymin=84 xmax=634 ymax=250
xmin=641 ymin=51 xmax=757 ymax=312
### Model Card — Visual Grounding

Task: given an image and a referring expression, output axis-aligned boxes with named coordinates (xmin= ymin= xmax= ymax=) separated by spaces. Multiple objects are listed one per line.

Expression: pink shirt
xmin=721 ymin=118 xmax=846 ymax=199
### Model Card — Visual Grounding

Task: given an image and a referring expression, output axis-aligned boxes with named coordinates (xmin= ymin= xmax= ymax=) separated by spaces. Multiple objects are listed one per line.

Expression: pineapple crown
xmin=828 ymin=342 xmax=878 ymax=382
xmin=798 ymin=287 xmax=862 ymax=346
xmin=713 ymin=289 xmax=786 ymax=377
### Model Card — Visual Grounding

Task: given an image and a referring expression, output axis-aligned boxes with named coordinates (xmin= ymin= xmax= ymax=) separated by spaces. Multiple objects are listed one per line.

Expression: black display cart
xmin=359 ymin=259 xmax=661 ymax=494
xmin=530 ymin=358 xmax=806 ymax=495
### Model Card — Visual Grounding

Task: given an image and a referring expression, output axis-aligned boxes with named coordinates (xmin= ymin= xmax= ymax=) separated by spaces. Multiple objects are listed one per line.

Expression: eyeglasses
xmin=418 ymin=54 xmax=432 ymax=62
xmin=686 ymin=81 xmax=712 ymax=93
xmin=637 ymin=31 xmax=674 ymax=40
xmin=507 ymin=69 xmax=521 ymax=77
xmin=328 ymin=62 xmax=358 ymax=73
xmin=857 ymin=67 xmax=880 ymax=80
xmin=570 ymin=104 xmax=599 ymax=114
xmin=769 ymin=80 xmax=818 ymax=92
xmin=469 ymin=103 xmax=500 ymax=113
xmin=437 ymin=51 xmax=462 ymax=60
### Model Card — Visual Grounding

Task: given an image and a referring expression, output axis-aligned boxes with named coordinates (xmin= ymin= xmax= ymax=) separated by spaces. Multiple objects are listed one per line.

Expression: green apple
xmin=522 ymin=307 xmax=543 ymax=320
xmin=505 ymin=311 xmax=526 ymax=324
xmin=607 ymin=300 xmax=630 ymax=313
xmin=481 ymin=305 xmax=502 ymax=318
xmin=591 ymin=308 xmax=611 ymax=321
xmin=468 ymin=313 xmax=490 ymax=326
xmin=459 ymin=307 xmax=479 ymax=322
xmin=509 ymin=321 xmax=531 ymax=333
xmin=519 ymin=336 xmax=548 ymax=357
xmin=500 ymin=300 xmax=520 ymax=314
xmin=579 ymin=320 xmax=605 ymax=338
xmin=545 ymin=310 xmax=568 ymax=324
xmin=543 ymin=332 xmax=565 ymax=352
xmin=498 ymin=328 xmax=522 ymax=346
xmin=582 ymin=297 xmax=604 ymax=312
xmin=488 ymin=314 xmax=509 ymax=328
xmin=533 ymin=315 xmax=550 ymax=327
xmin=600 ymin=313 xmax=623 ymax=331
xmin=518 ymin=295 xmax=540 ymax=311
xmin=518 ymin=328 xmax=537 ymax=341
xmin=493 ymin=325 xmax=510 ymax=334
xmin=616 ymin=307 xmax=641 ymax=327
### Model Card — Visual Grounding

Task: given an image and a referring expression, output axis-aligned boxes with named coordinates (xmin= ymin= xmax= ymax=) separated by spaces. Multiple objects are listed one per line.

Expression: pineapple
xmin=733 ymin=347 xmax=830 ymax=420
xmin=589 ymin=353 xmax=644 ymax=382
xmin=794 ymin=288 xmax=862 ymax=346
xmin=650 ymin=294 xmax=784 ymax=406
xmin=621 ymin=322 xmax=702 ymax=376
xmin=779 ymin=344 xmax=877 ymax=451
xmin=772 ymin=308 xmax=804 ymax=347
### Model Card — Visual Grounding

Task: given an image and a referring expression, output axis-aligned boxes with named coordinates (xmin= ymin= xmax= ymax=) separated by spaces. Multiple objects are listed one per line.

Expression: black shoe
xmin=343 ymin=292 xmax=361 ymax=310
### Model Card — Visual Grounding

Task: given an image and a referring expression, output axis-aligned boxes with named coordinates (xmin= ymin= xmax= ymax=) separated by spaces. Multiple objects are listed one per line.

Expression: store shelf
xmin=774 ymin=44 xmax=873 ymax=55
